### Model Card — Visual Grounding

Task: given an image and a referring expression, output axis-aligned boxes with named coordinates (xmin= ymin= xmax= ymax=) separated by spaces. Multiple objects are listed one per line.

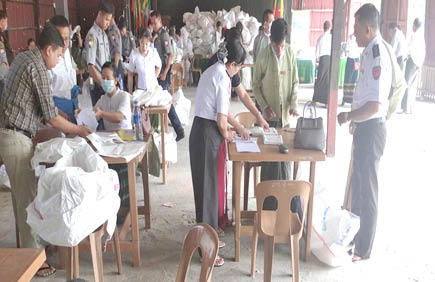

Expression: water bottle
xmin=307 ymin=103 xmax=315 ymax=119
xmin=133 ymin=101 xmax=143 ymax=141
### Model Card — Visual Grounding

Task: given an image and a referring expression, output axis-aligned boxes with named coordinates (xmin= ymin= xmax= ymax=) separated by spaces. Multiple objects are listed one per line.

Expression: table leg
xmin=293 ymin=161 xmax=299 ymax=180
xmin=161 ymin=113 xmax=167 ymax=184
xmin=128 ymin=162 xmax=141 ymax=267
xmin=304 ymin=161 xmax=316 ymax=262
xmin=141 ymin=151 xmax=151 ymax=229
xmin=233 ymin=161 xmax=242 ymax=262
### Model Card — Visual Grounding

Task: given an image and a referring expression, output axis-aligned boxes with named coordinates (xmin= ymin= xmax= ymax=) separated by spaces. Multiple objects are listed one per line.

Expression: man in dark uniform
xmin=119 ymin=19 xmax=135 ymax=62
xmin=0 ymin=11 xmax=13 ymax=65
xmin=85 ymin=1 xmax=113 ymax=106
xmin=150 ymin=11 xmax=185 ymax=141
xmin=107 ymin=17 xmax=123 ymax=88
xmin=338 ymin=4 xmax=393 ymax=262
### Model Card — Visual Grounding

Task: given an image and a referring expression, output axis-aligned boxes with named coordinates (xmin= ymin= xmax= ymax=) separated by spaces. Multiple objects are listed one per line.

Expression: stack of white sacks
xmin=181 ymin=6 xmax=260 ymax=89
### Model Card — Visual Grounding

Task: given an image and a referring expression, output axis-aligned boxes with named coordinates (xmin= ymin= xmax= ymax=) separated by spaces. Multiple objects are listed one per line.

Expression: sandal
xmin=36 ymin=262 xmax=56 ymax=277
xmin=217 ymin=228 xmax=225 ymax=237
xmin=352 ymin=255 xmax=362 ymax=262
xmin=218 ymin=240 xmax=225 ymax=249
xmin=214 ymin=256 xmax=225 ymax=267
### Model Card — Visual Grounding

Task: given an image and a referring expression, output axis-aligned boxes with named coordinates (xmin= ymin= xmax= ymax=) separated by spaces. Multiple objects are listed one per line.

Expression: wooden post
xmin=326 ymin=0 xmax=346 ymax=157
xmin=285 ymin=0 xmax=293 ymax=43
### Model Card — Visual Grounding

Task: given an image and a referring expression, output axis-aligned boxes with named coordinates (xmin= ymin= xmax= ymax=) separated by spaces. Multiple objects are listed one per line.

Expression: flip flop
xmin=217 ymin=228 xmax=225 ymax=237
xmin=218 ymin=240 xmax=225 ymax=249
xmin=36 ymin=263 xmax=56 ymax=277
xmin=214 ymin=256 xmax=225 ymax=267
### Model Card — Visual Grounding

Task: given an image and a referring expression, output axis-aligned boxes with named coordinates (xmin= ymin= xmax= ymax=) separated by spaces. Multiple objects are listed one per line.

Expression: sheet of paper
xmin=236 ymin=141 xmax=261 ymax=153
xmin=76 ymin=108 xmax=98 ymax=132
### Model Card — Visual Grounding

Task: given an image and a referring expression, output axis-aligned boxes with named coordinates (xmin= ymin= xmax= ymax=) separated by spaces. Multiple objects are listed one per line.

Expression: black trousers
xmin=401 ymin=57 xmax=418 ymax=113
xmin=90 ymin=83 xmax=105 ymax=106
xmin=158 ymin=70 xmax=184 ymax=136
xmin=351 ymin=118 xmax=386 ymax=259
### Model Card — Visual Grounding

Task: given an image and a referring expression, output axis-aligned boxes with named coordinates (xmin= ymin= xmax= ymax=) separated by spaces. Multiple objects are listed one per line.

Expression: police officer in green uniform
xmin=106 ymin=17 xmax=123 ymax=86
xmin=85 ymin=1 xmax=113 ymax=106
xmin=119 ymin=20 xmax=135 ymax=62
xmin=0 ymin=11 xmax=13 ymax=65
xmin=150 ymin=11 xmax=185 ymax=141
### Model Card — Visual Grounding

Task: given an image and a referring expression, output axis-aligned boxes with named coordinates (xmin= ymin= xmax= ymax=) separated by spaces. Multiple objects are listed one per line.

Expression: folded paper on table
xmin=233 ymin=137 xmax=260 ymax=153
xmin=77 ymin=108 xmax=98 ymax=132
xmin=87 ymin=133 xmax=145 ymax=162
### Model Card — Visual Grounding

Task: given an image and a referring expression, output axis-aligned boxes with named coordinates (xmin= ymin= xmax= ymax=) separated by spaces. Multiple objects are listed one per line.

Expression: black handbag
xmin=294 ymin=101 xmax=325 ymax=151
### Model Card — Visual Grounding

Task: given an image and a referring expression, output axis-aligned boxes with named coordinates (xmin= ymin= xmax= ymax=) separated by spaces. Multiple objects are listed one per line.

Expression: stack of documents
xmin=233 ymin=137 xmax=261 ymax=153
xmin=263 ymin=128 xmax=283 ymax=145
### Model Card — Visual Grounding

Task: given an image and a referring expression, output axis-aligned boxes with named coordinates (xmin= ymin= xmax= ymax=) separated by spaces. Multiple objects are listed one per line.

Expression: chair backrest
xmin=234 ymin=112 xmax=257 ymax=128
xmin=171 ymin=63 xmax=183 ymax=93
xmin=255 ymin=180 xmax=311 ymax=238
xmin=175 ymin=223 xmax=219 ymax=282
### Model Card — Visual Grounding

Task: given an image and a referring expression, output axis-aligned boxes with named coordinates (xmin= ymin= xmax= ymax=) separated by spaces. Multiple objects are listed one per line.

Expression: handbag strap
xmin=302 ymin=101 xmax=318 ymax=119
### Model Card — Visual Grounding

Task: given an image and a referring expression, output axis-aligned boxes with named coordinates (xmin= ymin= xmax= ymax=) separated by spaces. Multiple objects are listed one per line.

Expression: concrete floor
xmin=1 ymin=85 xmax=434 ymax=282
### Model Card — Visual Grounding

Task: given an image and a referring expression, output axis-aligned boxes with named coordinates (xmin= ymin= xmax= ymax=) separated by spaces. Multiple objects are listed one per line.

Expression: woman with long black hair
xmin=189 ymin=40 xmax=248 ymax=266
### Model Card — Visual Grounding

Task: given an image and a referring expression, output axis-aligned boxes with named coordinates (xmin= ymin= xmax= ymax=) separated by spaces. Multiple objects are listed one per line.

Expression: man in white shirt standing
xmin=252 ymin=9 xmax=274 ymax=63
xmin=49 ymin=15 xmax=79 ymax=123
xmin=387 ymin=22 xmax=407 ymax=70
xmin=400 ymin=18 xmax=426 ymax=114
xmin=312 ymin=20 xmax=332 ymax=106
xmin=337 ymin=4 xmax=391 ymax=262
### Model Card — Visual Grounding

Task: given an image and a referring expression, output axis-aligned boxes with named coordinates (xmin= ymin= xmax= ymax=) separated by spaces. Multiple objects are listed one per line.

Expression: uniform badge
xmin=88 ymin=36 xmax=94 ymax=48
xmin=372 ymin=66 xmax=381 ymax=80
xmin=165 ymin=40 xmax=169 ymax=46
xmin=372 ymin=44 xmax=380 ymax=58
xmin=0 ymin=48 xmax=5 ymax=57
xmin=111 ymin=34 xmax=115 ymax=41
xmin=130 ymin=36 xmax=134 ymax=41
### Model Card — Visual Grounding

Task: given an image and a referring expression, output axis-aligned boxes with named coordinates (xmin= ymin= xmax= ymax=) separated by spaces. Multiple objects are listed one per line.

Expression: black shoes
xmin=176 ymin=130 xmax=185 ymax=142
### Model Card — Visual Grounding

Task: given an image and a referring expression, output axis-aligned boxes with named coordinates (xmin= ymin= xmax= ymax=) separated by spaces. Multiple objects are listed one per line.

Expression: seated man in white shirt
xmin=94 ymin=62 xmax=132 ymax=130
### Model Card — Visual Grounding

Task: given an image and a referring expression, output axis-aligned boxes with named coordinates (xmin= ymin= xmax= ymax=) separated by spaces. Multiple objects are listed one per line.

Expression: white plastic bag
xmin=173 ymin=89 xmax=191 ymax=126
xmin=0 ymin=165 xmax=10 ymax=189
xmin=311 ymin=188 xmax=360 ymax=267
xmin=27 ymin=139 xmax=120 ymax=247
xmin=153 ymin=132 xmax=177 ymax=163
xmin=132 ymin=85 xmax=173 ymax=107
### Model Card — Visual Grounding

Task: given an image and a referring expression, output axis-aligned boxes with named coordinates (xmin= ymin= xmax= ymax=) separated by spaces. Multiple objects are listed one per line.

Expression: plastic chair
xmin=234 ymin=112 xmax=261 ymax=211
xmin=190 ymin=54 xmax=203 ymax=85
xmin=250 ymin=180 xmax=311 ymax=282
xmin=175 ymin=223 xmax=219 ymax=282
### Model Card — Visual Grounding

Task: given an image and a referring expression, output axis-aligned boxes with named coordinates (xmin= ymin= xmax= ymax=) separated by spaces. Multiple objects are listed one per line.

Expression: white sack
xmin=153 ymin=132 xmax=177 ymax=163
xmin=173 ymin=89 xmax=191 ymax=126
xmin=0 ymin=165 xmax=10 ymax=189
xmin=132 ymin=85 xmax=173 ymax=107
xmin=27 ymin=142 xmax=120 ymax=247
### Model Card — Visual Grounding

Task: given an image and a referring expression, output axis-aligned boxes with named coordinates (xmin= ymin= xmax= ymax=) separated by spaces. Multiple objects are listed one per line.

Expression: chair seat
xmin=261 ymin=211 xmax=302 ymax=238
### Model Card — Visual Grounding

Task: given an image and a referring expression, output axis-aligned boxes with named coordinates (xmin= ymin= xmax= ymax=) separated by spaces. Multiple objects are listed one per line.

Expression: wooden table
xmin=147 ymin=103 xmax=171 ymax=184
xmin=228 ymin=129 xmax=326 ymax=262
xmin=0 ymin=248 xmax=46 ymax=282
xmin=99 ymin=143 xmax=150 ymax=267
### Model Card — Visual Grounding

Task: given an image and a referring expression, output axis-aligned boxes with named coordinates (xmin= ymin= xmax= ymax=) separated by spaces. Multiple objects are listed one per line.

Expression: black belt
xmin=5 ymin=126 xmax=33 ymax=138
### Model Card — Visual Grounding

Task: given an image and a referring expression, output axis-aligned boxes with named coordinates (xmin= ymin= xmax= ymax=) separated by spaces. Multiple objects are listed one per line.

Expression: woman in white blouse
xmin=127 ymin=29 xmax=161 ymax=93
xmin=189 ymin=40 xmax=249 ymax=267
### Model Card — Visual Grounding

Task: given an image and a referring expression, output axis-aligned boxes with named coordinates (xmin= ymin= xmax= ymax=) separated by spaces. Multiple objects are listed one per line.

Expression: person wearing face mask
xmin=48 ymin=15 xmax=80 ymax=123
xmin=190 ymin=39 xmax=248 ymax=267
xmin=0 ymin=23 xmax=91 ymax=278
xmin=253 ymin=18 xmax=299 ymax=210
xmin=253 ymin=9 xmax=274 ymax=63
xmin=127 ymin=28 xmax=161 ymax=94
xmin=93 ymin=62 xmax=132 ymax=130
xmin=85 ymin=1 xmax=114 ymax=106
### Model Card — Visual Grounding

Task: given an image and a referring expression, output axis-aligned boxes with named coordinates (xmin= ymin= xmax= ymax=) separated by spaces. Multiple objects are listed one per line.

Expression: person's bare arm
xmin=88 ymin=64 xmax=102 ymax=85
xmin=235 ymin=84 xmax=269 ymax=129
xmin=227 ymin=112 xmax=249 ymax=139
xmin=94 ymin=106 xmax=125 ymax=123
xmin=217 ymin=113 xmax=231 ymax=141
xmin=48 ymin=115 xmax=91 ymax=137
xmin=337 ymin=102 xmax=381 ymax=126
xmin=114 ymin=52 xmax=121 ymax=69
